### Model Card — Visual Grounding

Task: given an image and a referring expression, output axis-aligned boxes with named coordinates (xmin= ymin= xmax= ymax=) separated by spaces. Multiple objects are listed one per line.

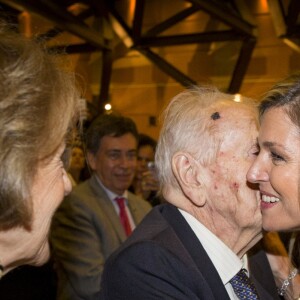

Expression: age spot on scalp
xmin=211 ymin=112 xmax=220 ymax=120
xmin=231 ymin=182 xmax=239 ymax=190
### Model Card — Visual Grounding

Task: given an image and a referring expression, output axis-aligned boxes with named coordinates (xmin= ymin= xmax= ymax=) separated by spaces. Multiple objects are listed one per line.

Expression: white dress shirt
xmin=179 ymin=208 xmax=249 ymax=300
xmin=95 ymin=175 xmax=136 ymax=230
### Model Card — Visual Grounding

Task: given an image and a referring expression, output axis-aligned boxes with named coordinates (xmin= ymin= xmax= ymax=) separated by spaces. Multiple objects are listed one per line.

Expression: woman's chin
xmin=30 ymin=242 xmax=50 ymax=266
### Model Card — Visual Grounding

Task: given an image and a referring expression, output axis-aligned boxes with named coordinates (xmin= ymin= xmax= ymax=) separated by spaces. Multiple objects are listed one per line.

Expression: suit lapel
xmin=161 ymin=204 xmax=231 ymax=300
xmin=127 ymin=192 xmax=146 ymax=225
xmin=88 ymin=175 xmax=127 ymax=241
xmin=248 ymin=245 xmax=281 ymax=300
xmin=127 ymin=193 xmax=139 ymax=223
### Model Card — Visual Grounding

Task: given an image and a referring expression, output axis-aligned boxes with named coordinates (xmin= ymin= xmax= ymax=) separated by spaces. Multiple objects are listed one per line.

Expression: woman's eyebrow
xmin=262 ymin=140 xmax=290 ymax=152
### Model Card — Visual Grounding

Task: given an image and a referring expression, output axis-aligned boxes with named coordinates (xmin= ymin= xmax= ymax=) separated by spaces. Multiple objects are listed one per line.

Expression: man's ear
xmin=172 ymin=152 xmax=206 ymax=206
xmin=87 ymin=152 xmax=96 ymax=171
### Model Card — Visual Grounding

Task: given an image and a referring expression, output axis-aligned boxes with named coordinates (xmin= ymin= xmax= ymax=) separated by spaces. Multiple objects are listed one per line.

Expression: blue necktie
xmin=230 ymin=268 xmax=259 ymax=299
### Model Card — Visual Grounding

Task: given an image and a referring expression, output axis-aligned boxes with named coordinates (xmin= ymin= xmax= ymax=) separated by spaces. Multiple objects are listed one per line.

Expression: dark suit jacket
xmin=100 ymin=203 xmax=280 ymax=300
xmin=50 ymin=174 xmax=152 ymax=300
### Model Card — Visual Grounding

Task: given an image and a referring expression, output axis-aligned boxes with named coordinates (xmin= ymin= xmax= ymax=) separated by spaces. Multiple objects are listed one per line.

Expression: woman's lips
xmin=260 ymin=191 xmax=280 ymax=209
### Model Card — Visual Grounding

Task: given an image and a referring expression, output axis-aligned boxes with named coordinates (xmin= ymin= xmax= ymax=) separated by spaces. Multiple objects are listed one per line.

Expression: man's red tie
xmin=115 ymin=197 xmax=132 ymax=236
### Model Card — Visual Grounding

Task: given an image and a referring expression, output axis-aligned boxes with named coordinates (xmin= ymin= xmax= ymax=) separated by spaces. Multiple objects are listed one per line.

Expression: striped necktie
xmin=115 ymin=197 xmax=132 ymax=236
xmin=230 ymin=268 xmax=259 ymax=299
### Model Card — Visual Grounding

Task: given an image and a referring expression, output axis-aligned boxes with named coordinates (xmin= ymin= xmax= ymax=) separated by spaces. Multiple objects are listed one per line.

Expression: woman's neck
xmin=0 ymin=227 xmax=32 ymax=276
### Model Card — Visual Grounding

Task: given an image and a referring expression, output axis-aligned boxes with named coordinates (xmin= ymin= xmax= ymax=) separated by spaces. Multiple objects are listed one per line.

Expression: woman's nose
xmin=247 ymin=158 xmax=269 ymax=183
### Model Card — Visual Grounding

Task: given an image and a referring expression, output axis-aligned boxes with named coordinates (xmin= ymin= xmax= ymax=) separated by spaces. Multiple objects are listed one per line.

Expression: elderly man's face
xmin=203 ymin=105 xmax=262 ymax=237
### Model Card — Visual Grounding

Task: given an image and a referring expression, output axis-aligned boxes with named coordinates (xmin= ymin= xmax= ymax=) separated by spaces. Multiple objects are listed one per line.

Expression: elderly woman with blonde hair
xmin=0 ymin=23 xmax=79 ymax=277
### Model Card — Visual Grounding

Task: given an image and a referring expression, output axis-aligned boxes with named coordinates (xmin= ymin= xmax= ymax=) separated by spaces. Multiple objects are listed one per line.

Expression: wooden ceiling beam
xmin=0 ymin=0 xmax=110 ymax=50
xmin=144 ymin=5 xmax=199 ymax=37
xmin=48 ymin=43 xmax=98 ymax=54
xmin=132 ymin=0 xmax=145 ymax=40
xmin=108 ymin=6 xmax=134 ymax=48
xmin=138 ymin=48 xmax=197 ymax=88
xmin=138 ymin=30 xmax=244 ymax=47
xmin=286 ymin=0 xmax=300 ymax=32
xmin=267 ymin=0 xmax=286 ymax=37
xmin=99 ymin=49 xmax=113 ymax=109
xmin=187 ymin=0 xmax=255 ymax=36
xmin=268 ymin=0 xmax=300 ymax=51
xmin=228 ymin=37 xmax=256 ymax=93
xmin=36 ymin=7 xmax=94 ymax=42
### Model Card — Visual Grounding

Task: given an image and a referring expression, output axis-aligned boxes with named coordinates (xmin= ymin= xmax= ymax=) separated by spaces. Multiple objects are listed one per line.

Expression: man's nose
xmin=119 ymin=154 xmax=135 ymax=167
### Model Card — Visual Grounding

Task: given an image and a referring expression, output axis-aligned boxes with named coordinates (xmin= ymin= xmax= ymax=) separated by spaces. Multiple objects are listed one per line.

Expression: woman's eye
xmin=253 ymin=150 xmax=259 ymax=156
xmin=252 ymin=147 xmax=260 ymax=156
xmin=270 ymin=151 xmax=284 ymax=162
xmin=249 ymin=143 xmax=260 ymax=156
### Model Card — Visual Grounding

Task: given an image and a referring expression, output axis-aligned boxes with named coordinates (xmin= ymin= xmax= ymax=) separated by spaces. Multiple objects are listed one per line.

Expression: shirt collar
xmin=94 ymin=174 xmax=128 ymax=201
xmin=178 ymin=208 xmax=246 ymax=285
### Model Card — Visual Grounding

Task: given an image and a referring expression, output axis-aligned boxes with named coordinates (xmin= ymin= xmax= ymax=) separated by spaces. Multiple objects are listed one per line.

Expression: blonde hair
xmin=0 ymin=24 xmax=80 ymax=229
xmin=259 ymin=72 xmax=300 ymax=130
